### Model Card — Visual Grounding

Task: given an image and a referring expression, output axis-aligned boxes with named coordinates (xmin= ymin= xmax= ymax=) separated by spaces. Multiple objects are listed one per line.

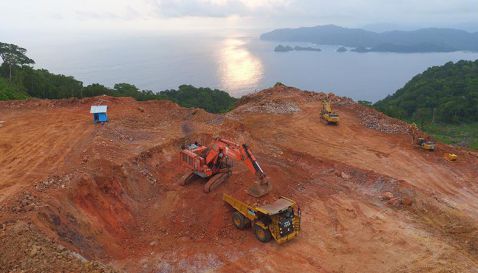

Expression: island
xmin=274 ymin=44 xmax=321 ymax=53
xmin=294 ymin=46 xmax=321 ymax=52
xmin=261 ymin=25 xmax=478 ymax=53
xmin=351 ymin=46 xmax=369 ymax=53
xmin=274 ymin=45 xmax=294 ymax=52
xmin=337 ymin=46 xmax=348 ymax=53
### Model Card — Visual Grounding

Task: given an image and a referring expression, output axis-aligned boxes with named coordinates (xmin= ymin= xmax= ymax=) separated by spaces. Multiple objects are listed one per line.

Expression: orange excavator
xmin=179 ymin=137 xmax=272 ymax=197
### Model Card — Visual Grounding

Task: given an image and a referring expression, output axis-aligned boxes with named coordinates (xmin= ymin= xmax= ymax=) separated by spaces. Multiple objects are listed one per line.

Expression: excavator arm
xmin=240 ymin=144 xmax=266 ymax=179
xmin=217 ymin=138 xmax=271 ymax=197
xmin=215 ymin=138 xmax=265 ymax=178
xmin=323 ymin=101 xmax=332 ymax=113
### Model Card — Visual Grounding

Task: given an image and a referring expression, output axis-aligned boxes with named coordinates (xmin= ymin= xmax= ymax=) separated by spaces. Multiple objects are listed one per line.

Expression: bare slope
xmin=0 ymin=86 xmax=477 ymax=273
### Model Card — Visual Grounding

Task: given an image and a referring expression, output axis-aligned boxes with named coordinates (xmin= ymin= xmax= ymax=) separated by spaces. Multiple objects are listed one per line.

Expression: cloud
xmin=143 ymin=0 xmax=478 ymax=30
xmin=152 ymin=0 xmax=291 ymax=17
xmin=0 ymin=0 xmax=477 ymax=34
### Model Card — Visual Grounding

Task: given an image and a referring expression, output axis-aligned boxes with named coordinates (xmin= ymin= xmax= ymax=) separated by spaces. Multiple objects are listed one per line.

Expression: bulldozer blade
xmin=247 ymin=181 xmax=272 ymax=198
xmin=204 ymin=173 xmax=230 ymax=193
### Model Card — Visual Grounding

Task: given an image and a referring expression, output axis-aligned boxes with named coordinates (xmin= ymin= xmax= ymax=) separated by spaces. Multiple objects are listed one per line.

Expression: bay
xmin=22 ymin=32 xmax=478 ymax=102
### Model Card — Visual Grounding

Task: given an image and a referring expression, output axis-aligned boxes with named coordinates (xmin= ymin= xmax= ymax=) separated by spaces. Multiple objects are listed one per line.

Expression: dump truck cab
xmin=223 ymin=194 xmax=301 ymax=244
xmin=254 ymin=197 xmax=300 ymax=243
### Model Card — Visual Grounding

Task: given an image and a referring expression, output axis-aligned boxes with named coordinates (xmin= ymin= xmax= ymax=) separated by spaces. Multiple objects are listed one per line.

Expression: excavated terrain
xmin=1 ymin=85 xmax=478 ymax=273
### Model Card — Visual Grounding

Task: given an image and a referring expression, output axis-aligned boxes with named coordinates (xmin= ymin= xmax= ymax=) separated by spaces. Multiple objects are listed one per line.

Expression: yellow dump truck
xmin=321 ymin=100 xmax=339 ymax=125
xmin=223 ymin=193 xmax=301 ymax=244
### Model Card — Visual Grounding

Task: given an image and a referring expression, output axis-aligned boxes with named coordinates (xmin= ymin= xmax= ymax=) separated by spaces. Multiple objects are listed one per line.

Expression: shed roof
xmin=90 ymin=105 xmax=108 ymax=114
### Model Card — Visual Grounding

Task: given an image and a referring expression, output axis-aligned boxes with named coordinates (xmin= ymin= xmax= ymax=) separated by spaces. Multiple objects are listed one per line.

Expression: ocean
xmin=19 ymin=31 xmax=478 ymax=102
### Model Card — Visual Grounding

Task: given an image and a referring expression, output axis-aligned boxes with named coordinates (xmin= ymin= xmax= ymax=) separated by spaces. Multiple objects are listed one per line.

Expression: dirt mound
xmin=1 ymin=88 xmax=478 ymax=273
xmin=234 ymin=85 xmax=304 ymax=113
xmin=0 ymin=221 xmax=117 ymax=273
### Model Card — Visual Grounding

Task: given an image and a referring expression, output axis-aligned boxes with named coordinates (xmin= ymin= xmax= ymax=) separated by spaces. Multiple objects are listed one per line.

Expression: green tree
xmin=375 ymin=60 xmax=478 ymax=124
xmin=83 ymin=83 xmax=112 ymax=97
xmin=113 ymin=83 xmax=140 ymax=97
xmin=0 ymin=78 xmax=29 ymax=100
xmin=0 ymin=42 xmax=238 ymax=113
xmin=158 ymin=85 xmax=237 ymax=113
xmin=358 ymin=100 xmax=372 ymax=106
xmin=0 ymin=43 xmax=35 ymax=81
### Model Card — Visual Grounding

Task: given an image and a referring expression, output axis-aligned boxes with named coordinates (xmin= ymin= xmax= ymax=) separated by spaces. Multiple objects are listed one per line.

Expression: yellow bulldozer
xmin=223 ymin=193 xmax=301 ymax=244
xmin=444 ymin=153 xmax=458 ymax=161
xmin=321 ymin=100 xmax=339 ymax=125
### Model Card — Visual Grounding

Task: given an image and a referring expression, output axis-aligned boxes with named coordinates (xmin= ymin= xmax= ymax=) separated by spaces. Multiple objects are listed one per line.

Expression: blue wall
xmin=93 ymin=113 xmax=108 ymax=123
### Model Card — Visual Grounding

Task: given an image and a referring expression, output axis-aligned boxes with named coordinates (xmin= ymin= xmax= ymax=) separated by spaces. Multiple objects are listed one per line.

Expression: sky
xmin=1 ymin=0 xmax=478 ymax=36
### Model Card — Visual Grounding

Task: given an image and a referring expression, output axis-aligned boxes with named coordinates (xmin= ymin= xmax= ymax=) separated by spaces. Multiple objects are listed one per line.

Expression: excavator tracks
xmin=204 ymin=172 xmax=231 ymax=193
xmin=179 ymin=172 xmax=196 ymax=186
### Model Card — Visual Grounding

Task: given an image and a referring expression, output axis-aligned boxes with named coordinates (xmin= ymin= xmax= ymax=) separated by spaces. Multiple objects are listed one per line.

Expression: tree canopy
xmin=374 ymin=60 xmax=478 ymax=124
xmin=0 ymin=42 xmax=238 ymax=113
xmin=159 ymin=85 xmax=237 ymax=113
xmin=0 ymin=43 xmax=35 ymax=81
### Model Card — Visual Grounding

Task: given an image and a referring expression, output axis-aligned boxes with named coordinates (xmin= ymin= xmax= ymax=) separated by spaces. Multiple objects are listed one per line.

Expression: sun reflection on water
xmin=218 ymin=38 xmax=263 ymax=96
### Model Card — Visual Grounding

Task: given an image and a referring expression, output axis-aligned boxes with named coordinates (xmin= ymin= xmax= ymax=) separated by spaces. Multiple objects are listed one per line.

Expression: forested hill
xmin=261 ymin=25 xmax=478 ymax=53
xmin=374 ymin=60 xmax=478 ymax=123
xmin=374 ymin=60 xmax=478 ymax=148
xmin=0 ymin=42 xmax=237 ymax=113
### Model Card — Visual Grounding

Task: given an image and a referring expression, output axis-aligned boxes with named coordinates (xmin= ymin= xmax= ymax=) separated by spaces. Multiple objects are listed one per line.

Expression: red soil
xmin=1 ymin=86 xmax=478 ymax=273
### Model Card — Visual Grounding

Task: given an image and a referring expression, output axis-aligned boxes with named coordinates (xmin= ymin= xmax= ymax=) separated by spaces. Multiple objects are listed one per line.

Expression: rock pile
xmin=243 ymin=101 xmax=300 ymax=114
xmin=10 ymin=193 xmax=38 ymax=213
xmin=35 ymin=174 xmax=73 ymax=192
xmin=308 ymin=91 xmax=355 ymax=106
xmin=358 ymin=108 xmax=410 ymax=134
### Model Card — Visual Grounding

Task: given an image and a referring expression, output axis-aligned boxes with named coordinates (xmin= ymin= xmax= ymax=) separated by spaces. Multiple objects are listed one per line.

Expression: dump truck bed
xmin=223 ymin=193 xmax=257 ymax=221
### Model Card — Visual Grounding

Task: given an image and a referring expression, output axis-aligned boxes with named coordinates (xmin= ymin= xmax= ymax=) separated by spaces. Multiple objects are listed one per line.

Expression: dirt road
xmin=1 ymin=86 xmax=477 ymax=273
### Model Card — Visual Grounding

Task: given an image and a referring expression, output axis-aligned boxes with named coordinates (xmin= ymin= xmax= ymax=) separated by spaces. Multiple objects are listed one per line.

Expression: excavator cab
xmin=321 ymin=100 xmax=339 ymax=125
xmin=411 ymin=125 xmax=436 ymax=151
xmin=417 ymin=137 xmax=435 ymax=151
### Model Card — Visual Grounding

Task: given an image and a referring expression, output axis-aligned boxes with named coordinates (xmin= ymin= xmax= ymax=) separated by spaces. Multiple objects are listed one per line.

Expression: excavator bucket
xmin=248 ymin=180 xmax=272 ymax=198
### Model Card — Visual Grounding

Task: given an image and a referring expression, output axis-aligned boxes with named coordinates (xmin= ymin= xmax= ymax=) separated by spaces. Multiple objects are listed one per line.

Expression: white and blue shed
xmin=90 ymin=105 xmax=108 ymax=123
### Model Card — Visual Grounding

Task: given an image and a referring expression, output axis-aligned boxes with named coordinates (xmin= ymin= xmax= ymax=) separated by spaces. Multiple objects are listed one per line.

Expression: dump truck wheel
xmin=232 ymin=211 xmax=249 ymax=230
xmin=254 ymin=224 xmax=272 ymax=243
